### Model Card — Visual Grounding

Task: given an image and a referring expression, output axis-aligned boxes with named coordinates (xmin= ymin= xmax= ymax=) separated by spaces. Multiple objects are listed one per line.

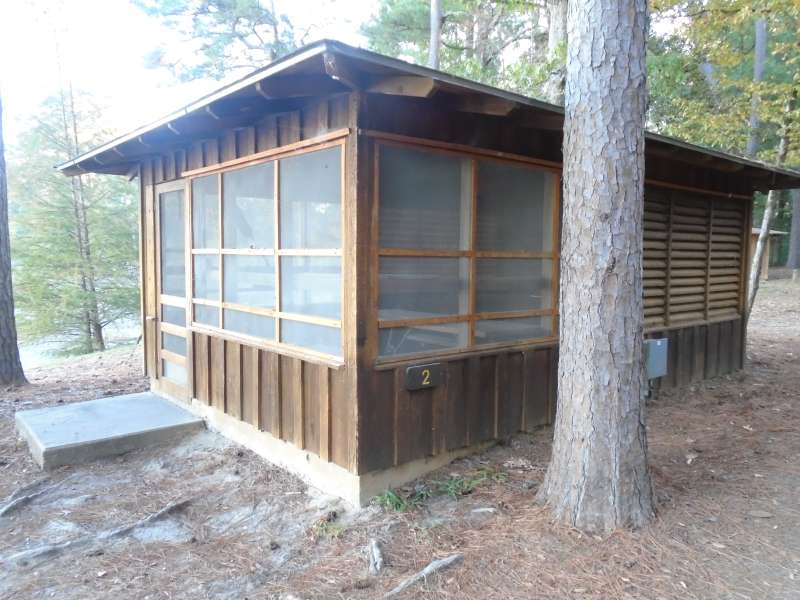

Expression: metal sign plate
xmin=405 ymin=363 xmax=443 ymax=391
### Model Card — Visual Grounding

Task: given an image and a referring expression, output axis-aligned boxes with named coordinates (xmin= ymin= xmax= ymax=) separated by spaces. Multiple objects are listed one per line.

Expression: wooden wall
xmin=644 ymin=187 xmax=750 ymax=330
xmin=191 ymin=332 xmax=354 ymax=468
xmin=135 ymin=90 xmax=755 ymax=481
xmin=139 ymin=93 xmax=358 ymax=473
xmin=647 ymin=318 xmax=744 ymax=389
xmin=358 ymin=345 xmax=558 ymax=474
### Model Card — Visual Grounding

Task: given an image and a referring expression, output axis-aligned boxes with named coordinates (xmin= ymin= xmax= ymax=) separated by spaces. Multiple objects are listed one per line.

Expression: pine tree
xmin=0 ymin=92 xmax=27 ymax=385
xmin=538 ymin=0 xmax=654 ymax=533
xmin=134 ymin=0 xmax=300 ymax=80
xmin=8 ymin=92 xmax=139 ymax=354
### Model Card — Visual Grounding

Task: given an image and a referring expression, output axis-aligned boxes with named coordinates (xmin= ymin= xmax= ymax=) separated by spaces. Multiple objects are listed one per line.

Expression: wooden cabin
xmin=749 ymin=228 xmax=788 ymax=280
xmin=58 ymin=41 xmax=800 ymax=505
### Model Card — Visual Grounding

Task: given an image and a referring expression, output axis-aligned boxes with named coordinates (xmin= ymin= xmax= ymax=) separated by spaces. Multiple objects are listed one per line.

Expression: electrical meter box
xmin=645 ymin=338 xmax=669 ymax=380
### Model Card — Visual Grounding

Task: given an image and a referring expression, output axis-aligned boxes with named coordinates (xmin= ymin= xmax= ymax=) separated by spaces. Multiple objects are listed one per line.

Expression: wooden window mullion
xmin=468 ymin=159 xmax=478 ymax=346
xmin=218 ymin=173 xmax=224 ymax=329
xmin=274 ymin=160 xmax=282 ymax=343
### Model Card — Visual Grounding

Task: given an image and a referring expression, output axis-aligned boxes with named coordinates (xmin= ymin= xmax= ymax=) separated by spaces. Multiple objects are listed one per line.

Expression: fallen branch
xmin=368 ymin=538 xmax=384 ymax=575
xmin=1 ymin=498 xmax=191 ymax=569
xmin=0 ymin=478 xmax=51 ymax=517
xmin=0 ymin=476 xmax=76 ymax=518
xmin=382 ymin=553 xmax=464 ymax=598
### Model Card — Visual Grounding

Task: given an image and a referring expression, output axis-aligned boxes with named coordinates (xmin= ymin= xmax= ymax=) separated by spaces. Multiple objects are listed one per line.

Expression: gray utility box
xmin=645 ymin=338 xmax=669 ymax=380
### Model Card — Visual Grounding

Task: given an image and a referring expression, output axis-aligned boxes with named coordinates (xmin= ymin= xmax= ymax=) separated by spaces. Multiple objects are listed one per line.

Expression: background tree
xmin=362 ymin=0 xmax=540 ymax=88
xmin=428 ymin=0 xmax=442 ymax=68
xmin=134 ymin=0 xmax=302 ymax=80
xmin=537 ymin=0 xmax=654 ymax=532
xmin=8 ymin=92 xmax=139 ymax=355
xmin=0 ymin=92 xmax=27 ymax=386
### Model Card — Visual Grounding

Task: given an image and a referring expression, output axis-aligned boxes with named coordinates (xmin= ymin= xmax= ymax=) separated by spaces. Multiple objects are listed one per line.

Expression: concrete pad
xmin=15 ymin=393 xmax=205 ymax=470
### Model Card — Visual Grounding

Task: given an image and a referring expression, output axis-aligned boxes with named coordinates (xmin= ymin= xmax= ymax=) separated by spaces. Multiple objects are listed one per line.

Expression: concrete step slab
xmin=15 ymin=393 xmax=205 ymax=469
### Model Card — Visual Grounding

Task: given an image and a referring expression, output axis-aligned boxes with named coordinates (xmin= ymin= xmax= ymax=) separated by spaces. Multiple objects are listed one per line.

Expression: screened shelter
xmin=58 ymin=41 xmax=800 ymax=505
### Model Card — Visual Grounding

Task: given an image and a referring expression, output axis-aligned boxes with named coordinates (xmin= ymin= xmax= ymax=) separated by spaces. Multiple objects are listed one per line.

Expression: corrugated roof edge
xmin=56 ymin=39 xmax=800 ymax=185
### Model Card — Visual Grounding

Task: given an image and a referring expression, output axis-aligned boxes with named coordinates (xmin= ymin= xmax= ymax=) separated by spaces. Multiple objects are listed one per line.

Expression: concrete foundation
xmin=15 ymin=393 xmax=205 ymax=470
xmin=158 ymin=392 xmax=494 ymax=508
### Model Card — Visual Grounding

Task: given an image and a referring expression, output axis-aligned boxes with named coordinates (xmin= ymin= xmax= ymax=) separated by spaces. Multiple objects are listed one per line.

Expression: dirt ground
xmin=1 ymin=275 xmax=799 ymax=600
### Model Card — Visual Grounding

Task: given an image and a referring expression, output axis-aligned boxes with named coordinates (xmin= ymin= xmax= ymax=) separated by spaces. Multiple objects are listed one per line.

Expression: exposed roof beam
xmin=167 ymin=122 xmax=181 ymax=135
xmin=367 ymin=75 xmax=439 ymax=98
xmin=254 ymin=74 xmax=345 ymax=99
xmin=516 ymin=111 xmax=564 ymax=131
xmin=205 ymin=105 xmax=222 ymax=120
xmin=323 ymin=51 xmax=361 ymax=90
xmin=453 ymin=94 xmax=517 ymax=116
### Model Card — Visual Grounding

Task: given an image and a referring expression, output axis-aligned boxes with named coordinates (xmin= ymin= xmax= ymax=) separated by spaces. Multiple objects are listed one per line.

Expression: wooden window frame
xmin=373 ymin=139 xmax=561 ymax=362
xmin=185 ymin=134 xmax=347 ymax=362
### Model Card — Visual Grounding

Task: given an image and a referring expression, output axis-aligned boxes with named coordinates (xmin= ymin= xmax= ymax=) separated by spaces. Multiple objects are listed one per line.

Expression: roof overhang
xmin=57 ymin=39 xmax=800 ymax=191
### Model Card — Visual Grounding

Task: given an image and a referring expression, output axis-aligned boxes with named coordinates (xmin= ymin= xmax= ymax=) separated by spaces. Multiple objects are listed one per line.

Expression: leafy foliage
xmin=362 ymin=0 xmax=544 ymax=89
xmin=134 ymin=0 xmax=302 ymax=80
xmin=8 ymin=94 xmax=139 ymax=354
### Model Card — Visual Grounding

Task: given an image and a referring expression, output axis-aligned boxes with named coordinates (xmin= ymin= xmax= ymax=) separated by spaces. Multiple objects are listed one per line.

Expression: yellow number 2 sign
xmin=405 ymin=363 xmax=442 ymax=391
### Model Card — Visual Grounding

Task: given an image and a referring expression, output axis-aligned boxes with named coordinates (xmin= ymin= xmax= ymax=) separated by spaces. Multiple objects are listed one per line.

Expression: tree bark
xmin=537 ymin=0 xmax=654 ymax=533
xmin=428 ymin=0 xmax=442 ymax=69
xmin=788 ymin=189 xmax=800 ymax=282
xmin=0 ymin=93 xmax=27 ymax=386
xmin=745 ymin=17 xmax=767 ymax=158
xmin=543 ymin=0 xmax=567 ymax=104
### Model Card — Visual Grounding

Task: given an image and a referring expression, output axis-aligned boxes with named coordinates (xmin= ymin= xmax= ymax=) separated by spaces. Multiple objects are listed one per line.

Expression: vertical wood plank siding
xmin=140 ymin=94 xmax=357 ymax=471
xmin=137 ymin=91 xmax=752 ymax=480
xmin=192 ymin=331 xmax=353 ymax=469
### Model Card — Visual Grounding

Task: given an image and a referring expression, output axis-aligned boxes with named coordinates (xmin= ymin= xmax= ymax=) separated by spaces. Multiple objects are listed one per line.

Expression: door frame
xmin=153 ymin=179 xmax=190 ymax=401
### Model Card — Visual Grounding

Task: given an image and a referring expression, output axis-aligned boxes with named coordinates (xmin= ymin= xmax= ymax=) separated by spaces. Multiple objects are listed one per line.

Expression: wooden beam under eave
xmin=254 ymin=74 xmax=346 ymax=99
xmin=515 ymin=111 xmax=564 ymax=131
xmin=323 ymin=52 xmax=361 ymax=90
xmin=453 ymin=94 xmax=518 ymax=116
xmin=367 ymin=75 xmax=439 ymax=98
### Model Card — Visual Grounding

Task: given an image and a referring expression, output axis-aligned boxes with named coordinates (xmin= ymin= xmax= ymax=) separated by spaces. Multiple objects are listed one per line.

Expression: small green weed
xmin=312 ymin=520 xmax=344 ymax=539
xmin=374 ymin=486 xmax=431 ymax=512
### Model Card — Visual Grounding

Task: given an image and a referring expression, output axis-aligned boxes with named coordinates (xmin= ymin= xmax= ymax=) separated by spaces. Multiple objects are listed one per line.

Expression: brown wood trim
xmin=645 ymin=314 xmax=741 ymax=335
xmin=645 ymin=178 xmax=752 ymax=201
xmin=279 ymin=312 xmax=341 ymax=328
xmin=159 ymin=294 xmax=187 ymax=308
xmin=378 ymin=309 xmax=555 ymax=329
xmin=274 ymin=160 xmax=282 ymax=344
xmin=189 ymin=324 xmax=345 ymax=368
xmin=220 ymin=302 xmax=275 ymax=317
xmin=161 ymin=349 xmax=187 ymax=367
xmin=364 ymin=130 xmax=563 ymax=172
xmin=379 ymin=314 xmax=468 ymax=329
xmin=366 ymin=129 xmax=753 ymax=201
xmin=374 ymin=336 xmax=559 ymax=370
xmin=469 ymin=159 xmax=478 ymax=346
xmin=181 ymin=129 xmax=351 ymax=177
xmin=159 ymin=322 xmax=186 ymax=337
xmin=550 ymin=174 xmax=561 ymax=334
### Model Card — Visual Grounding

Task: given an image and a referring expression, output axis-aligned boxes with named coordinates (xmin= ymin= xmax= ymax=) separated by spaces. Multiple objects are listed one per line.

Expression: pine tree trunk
xmin=537 ymin=0 xmax=654 ymax=533
xmin=428 ymin=0 xmax=442 ymax=69
xmin=788 ymin=189 xmax=800 ymax=282
xmin=745 ymin=17 xmax=767 ymax=158
xmin=0 ymin=94 xmax=27 ymax=386
xmin=543 ymin=0 xmax=567 ymax=104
